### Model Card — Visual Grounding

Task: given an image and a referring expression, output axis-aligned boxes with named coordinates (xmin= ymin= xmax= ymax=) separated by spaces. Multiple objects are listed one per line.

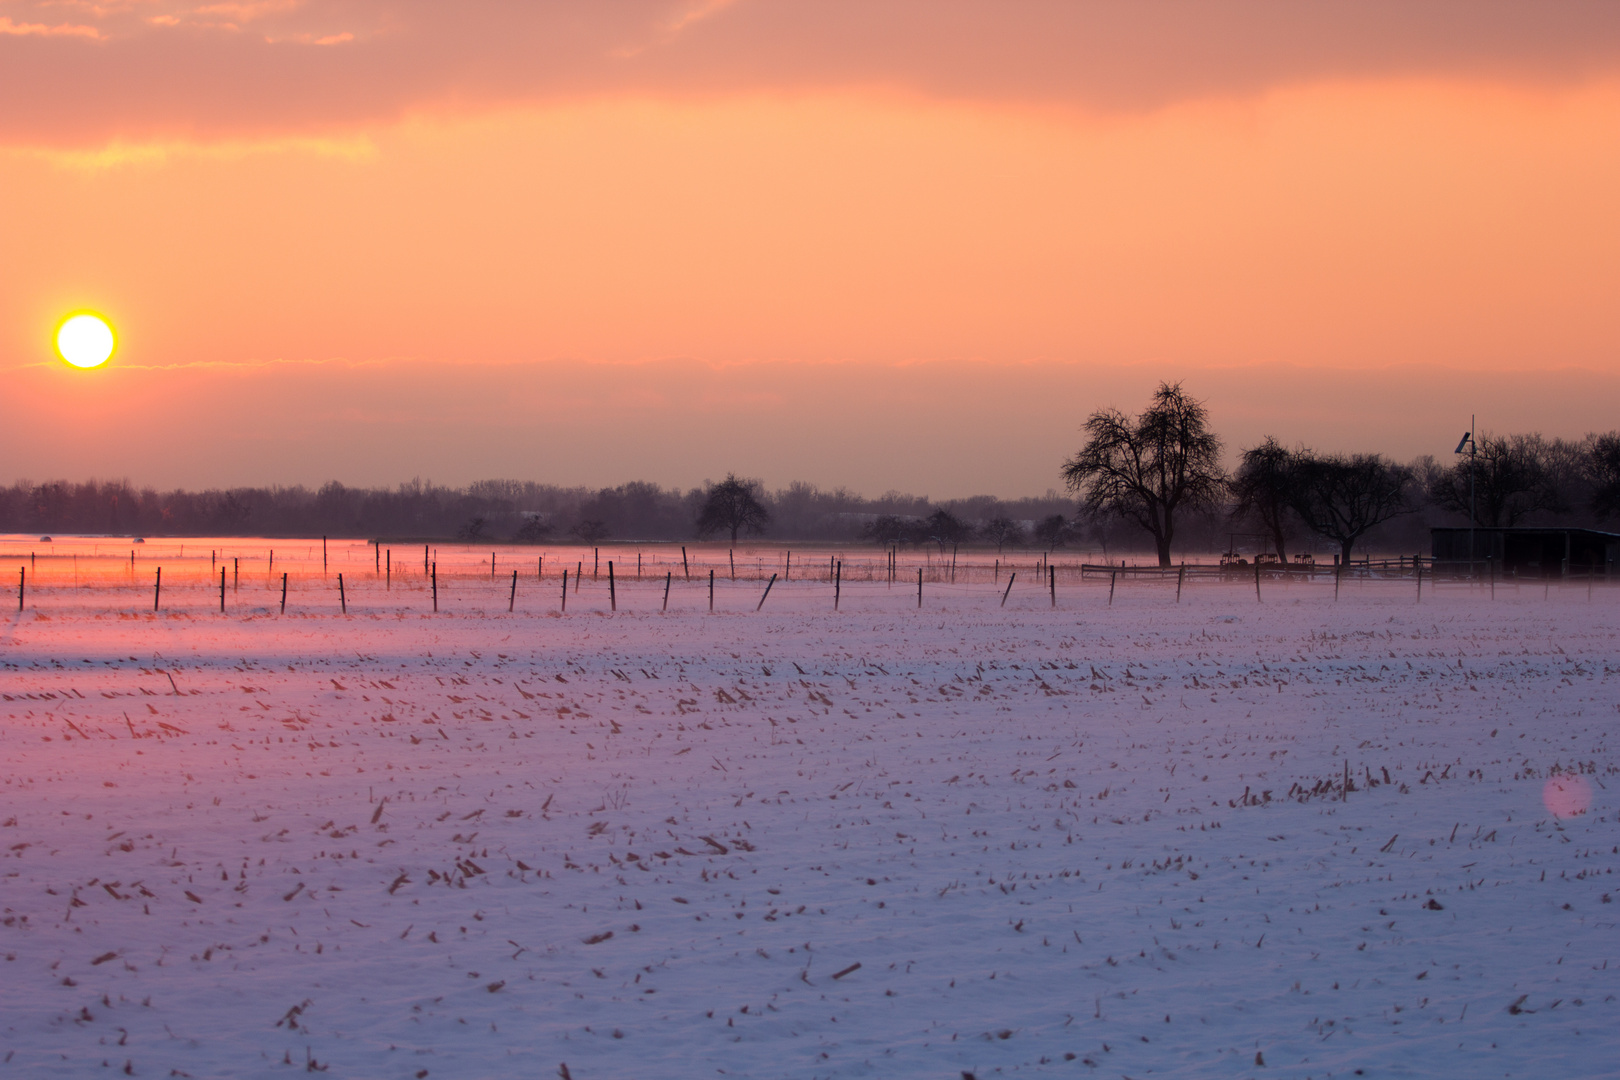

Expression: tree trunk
xmin=731 ymin=523 xmax=739 ymax=543
xmin=1155 ymin=535 xmax=1173 ymax=568
xmin=1340 ymin=538 xmax=1356 ymax=566
xmin=1269 ymin=523 xmax=1288 ymax=564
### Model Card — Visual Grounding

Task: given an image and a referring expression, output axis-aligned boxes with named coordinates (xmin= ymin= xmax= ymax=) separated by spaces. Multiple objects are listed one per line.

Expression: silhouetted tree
xmin=1061 ymin=382 xmax=1226 ymax=567
xmin=860 ymin=514 xmax=914 ymax=546
xmin=1032 ymin=514 xmax=1077 ymax=549
xmin=1431 ymin=433 xmax=1564 ymax=527
xmin=1285 ymin=452 xmax=1413 ymax=564
xmin=457 ymin=517 xmax=488 ymax=541
xmin=575 ymin=481 xmax=690 ymax=540
xmin=512 ymin=516 xmax=552 ymax=542
xmin=695 ymin=474 xmax=769 ymax=543
xmin=1232 ymin=437 xmax=1298 ymax=562
xmin=199 ymin=491 xmax=251 ymax=532
xmin=923 ymin=508 xmax=971 ymax=551
xmin=1591 ymin=432 xmax=1620 ymax=519
xmin=571 ymin=519 xmax=609 ymax=543
xmin=980 ymin=516 xmax=1027 ymax=551
xmin=315 ymin=481 xmax=361 ymax=532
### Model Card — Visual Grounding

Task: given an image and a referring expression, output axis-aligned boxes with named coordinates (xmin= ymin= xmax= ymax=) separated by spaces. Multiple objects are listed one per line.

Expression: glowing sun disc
xmin=56 ymin=313 xmax=116 ymax=368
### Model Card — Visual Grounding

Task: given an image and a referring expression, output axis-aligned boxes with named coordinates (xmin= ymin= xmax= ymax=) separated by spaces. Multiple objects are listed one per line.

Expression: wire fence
xmin=5 ymin=536 xmax=1615 ymax=617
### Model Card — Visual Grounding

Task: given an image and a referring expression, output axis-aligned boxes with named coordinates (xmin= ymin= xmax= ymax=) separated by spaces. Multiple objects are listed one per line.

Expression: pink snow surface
xmin=1 ymin=540 xmax=1616 ymax=1078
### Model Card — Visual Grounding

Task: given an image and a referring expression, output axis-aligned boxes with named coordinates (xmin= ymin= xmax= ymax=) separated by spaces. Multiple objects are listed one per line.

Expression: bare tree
xmin=1061 ymin=382 xmax=1226 ymax=567
xmin=981 ymin=516 xmax=1028 ymax=551
xmin=923 ymin=508 xmax=971 ymax=551
xmin=1431 ymin=432 xmax=1565 ymax=527
xmin=1033 ymin=513 xmax=1077 ymax=549
xmin=210 ymin=491 xmax=252 ymax=532
xmin=1232 ymin=437 xmax=1297 ymax=562
xmin=860 ymin=514 xmax=914 ymax=546
xmin=695 ymin=474 xmax=770 ymax=543
xmin=571 ymin=519 xmax=609 ymax=544
xmin=1592 ymin=432 xmax=1620 ymax=519
xmin=1286 ymin=452 xmax=1413 ymax=564
xmin=513 ymin=515 xmax=552 ymax=542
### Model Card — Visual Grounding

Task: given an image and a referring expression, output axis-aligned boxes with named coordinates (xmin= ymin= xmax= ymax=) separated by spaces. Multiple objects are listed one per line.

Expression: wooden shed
xmin=1431 ymin=527 xmax=1620 ymax=578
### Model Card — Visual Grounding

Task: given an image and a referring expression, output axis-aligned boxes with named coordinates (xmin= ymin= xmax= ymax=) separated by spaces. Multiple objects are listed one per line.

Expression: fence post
xmin=917 ymin=567 xmax=923 ymax=608
xmin=338 ymin=573 xmax=346 ymax=614
xmin=608 ymin=561 xmax=616 ymax=611
xmin=562 ymin=569 xmax=568 ymax=612
xmin=663 ymin=571 xmax=671 ymax=611
xmin=1254 ymin=558 xmax=1262 ymax=603
xmin=757 ymin=573 xmax=777 ymax=611
xmin=709 ymin=568 xmax=715 ymax=611
xmin=17 ymin=567 xmax=23 ymax=612
xmin=834 ymin=560 xmax=841 ymax=610
xmin=431 ymin=562 xmax=437 ymax=612
xmin=1176 ymin=563 xmax=1184 ymax=603
xmin=682 ymin=546 xmax=689 ymax=580
xmin=1049 ymin=564 xmax=1056 ymax=607
xmin=1001 ymin=572 xmax=1016 ymax=607
xmin=280 ymin=572 xmax=288 ymax=614
xmin=220 ymin=568 xmax=226 ymax=613
xmin=154 ymin=567 xmax=162 ymax=612
xmin=509 ymin=569 xmax=518 ymax=612
xmin=1108 ymin=567 xmax=1116 ymax=606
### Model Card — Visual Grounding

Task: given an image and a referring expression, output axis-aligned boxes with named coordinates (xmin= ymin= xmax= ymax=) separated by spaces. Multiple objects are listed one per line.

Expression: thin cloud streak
xmin=3 ymin=1 xmax=1619 ymax=146
xmin=0 ymin=14 xmax=102 ymax=39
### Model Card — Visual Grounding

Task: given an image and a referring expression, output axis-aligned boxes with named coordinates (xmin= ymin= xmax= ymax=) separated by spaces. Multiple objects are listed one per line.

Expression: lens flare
xmin=1542 ymin=773 xmax=1592 ymax=819
xmin=56 ymin=313 xmax=116 ymax=368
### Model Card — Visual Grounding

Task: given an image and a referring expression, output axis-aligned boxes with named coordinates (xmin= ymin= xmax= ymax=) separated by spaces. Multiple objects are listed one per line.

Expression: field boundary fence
xmin=4 ymin=536 xmax=1615 ymax=617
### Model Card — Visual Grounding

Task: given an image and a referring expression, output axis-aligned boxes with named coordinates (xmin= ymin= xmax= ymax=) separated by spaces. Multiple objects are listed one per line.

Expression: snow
xmin=2 ymin=539 xmax=1617 ymax=1078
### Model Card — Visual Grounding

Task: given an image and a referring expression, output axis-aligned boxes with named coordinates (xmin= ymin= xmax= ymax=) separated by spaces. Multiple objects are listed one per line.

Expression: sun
xmin=56 ymin=312 xmax=116 ymax=368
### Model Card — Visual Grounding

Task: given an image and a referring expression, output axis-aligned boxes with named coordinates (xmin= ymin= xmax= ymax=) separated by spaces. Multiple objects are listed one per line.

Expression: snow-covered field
xmin=2 ymin=539 xmax=1616 ymax=1079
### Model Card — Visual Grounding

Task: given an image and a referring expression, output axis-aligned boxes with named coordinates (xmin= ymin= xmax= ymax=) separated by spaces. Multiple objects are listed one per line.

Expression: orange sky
xmin=3 ymin=2 xmax=1618 ymax=495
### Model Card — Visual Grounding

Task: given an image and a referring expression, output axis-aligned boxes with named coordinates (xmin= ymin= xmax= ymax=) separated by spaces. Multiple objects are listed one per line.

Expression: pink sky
xmin=3 ymin=2 xmax=1618 ymax=494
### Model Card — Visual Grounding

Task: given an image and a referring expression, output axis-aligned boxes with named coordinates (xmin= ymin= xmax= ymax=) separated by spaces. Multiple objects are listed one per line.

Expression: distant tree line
xmin=0 ymin=474 xmax=1075 ymax=546
xmin=4 ymin=390 xmax=1615 ymax=557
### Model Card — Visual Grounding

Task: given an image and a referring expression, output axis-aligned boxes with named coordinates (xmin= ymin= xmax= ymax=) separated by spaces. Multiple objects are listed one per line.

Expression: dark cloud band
xmin=4 ymin=0 xmax=1620 ymax=146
